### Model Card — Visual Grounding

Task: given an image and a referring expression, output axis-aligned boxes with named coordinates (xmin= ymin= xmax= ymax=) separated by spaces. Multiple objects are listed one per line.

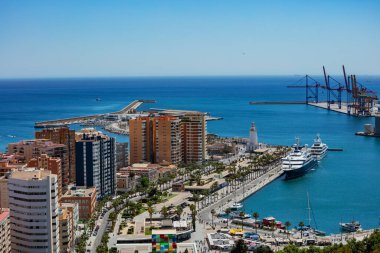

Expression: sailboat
xmin=307 ymin=192 xmax=326 ymax=236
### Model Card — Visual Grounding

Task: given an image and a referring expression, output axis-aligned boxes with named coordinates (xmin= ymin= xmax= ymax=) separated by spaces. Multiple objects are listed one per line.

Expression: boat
xmin=306 ymin=192 xmax=326 ymax=236
xmin=310 ymin=134 xmax=328 ymax=160
xmin=231 ymin=212 xmax=251 ymax=219
xmin=339 ymin=221 xmax=362 ymax=232
xmin=96 ymin=97 xmax=102 ymax=101
xmin=229 ymin=202 xmax=243 ymax=211
xmin=282 ymin=138 xmax=318 ymax=180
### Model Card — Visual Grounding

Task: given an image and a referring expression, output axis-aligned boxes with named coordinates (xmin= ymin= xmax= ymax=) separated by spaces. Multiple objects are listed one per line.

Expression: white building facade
xmin=8 ymin=169 xmax=60 ymax=253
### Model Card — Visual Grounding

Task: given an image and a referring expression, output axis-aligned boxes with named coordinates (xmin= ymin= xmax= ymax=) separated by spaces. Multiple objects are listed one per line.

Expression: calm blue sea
xmin=0 ymin=76 xmax=379 ymax=233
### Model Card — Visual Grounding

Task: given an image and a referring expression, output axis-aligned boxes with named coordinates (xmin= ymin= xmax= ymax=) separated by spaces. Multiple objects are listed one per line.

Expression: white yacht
xmin=229 ymin=202 xmax=243 ymax=211
xmin=282 ymin=138 xmax=317 ymax=180
xmin=310 ymin=134 xmax=328 ymax=161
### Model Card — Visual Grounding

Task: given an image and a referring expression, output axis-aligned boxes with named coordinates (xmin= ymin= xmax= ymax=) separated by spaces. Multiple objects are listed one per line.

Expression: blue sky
xmin=0 ymin=0 xmax=379 ymax=78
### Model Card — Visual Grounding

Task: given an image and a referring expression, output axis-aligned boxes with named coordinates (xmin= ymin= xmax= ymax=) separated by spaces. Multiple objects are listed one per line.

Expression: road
xmin=86 ymin=207 xmax=114 ymax=252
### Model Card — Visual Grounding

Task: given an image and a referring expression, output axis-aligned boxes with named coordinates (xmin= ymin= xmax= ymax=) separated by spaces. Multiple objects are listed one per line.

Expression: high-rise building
xmin=27 ymin=154 xmax=63 ymax=199
xmin=116 ymin=142 xmax=129 ymax=170
xmin=0 ymin=208 xmax=11 ymax=253
xmin=8 ymin=169 xmax=60 ymax=253
xmin=59 ymin=206 xmax=74 ymax=253
xmin=180 ymin=113 xmax=207 ymax=163
xmin=129 ymin=116 xmax=182 ymax=164
xmin=7 ymin=139 xmax=69 ymax=192
xmin=155 ymin=116 xmax=182 ymax=164
xmin=75 ymin=128 xmax=116 ymax=199
xmin=35 ymin=127 xmax=76 ymax=183
xmin=129 ymin=116 xmax=155 ymax=164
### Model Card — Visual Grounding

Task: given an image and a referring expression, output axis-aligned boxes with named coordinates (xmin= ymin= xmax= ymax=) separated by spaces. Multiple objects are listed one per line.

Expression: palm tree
xmin=285 ymin=221 xmax=291 ymax=238
xmin=160 ymin=206 xmax=169 ymax=219
xmin=239 ymin=211 xmax=245 ymax=230
xmin=191 ymin=193 xmax=200 ymax=210
xmin=189 ymin=204 xmax=197 ymax=231
xmin=176 ymin=206 xmax=183 ymax=220
xmin=299 ymin=221 xmax=305 ymax=239
xmin=211 ymin=209 xmax=216 ymax=227
xmin=253 ymin=212 xmax=259 ymax=233
xmin=225 ymin=208 xmax=231 ymax=228
xmin=147 ymin=203 xmax=155 ymax=226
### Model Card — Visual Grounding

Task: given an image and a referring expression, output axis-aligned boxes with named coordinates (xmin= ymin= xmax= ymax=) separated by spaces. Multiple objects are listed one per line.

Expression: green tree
xmin=190 ymin=204 xmax=197 ymax=231
xmin=225 ymin=208 xmax=231 ymax=227
xmin=140 ymin=176 xmax=149 ymax=188
xmin=160 ymin=206 xmax=169 ymax=218
xmin=231 ymin=239 xmax=248 ymax=253
xmin=239 ymin=211 xmax=245 ymax=230
xmin=298 ymin=221 xmax=305 ymax=239
xmin=147 ymin=203 xmax=155 ymax=226
xmin=176 ymin=206 xmax=183 ymax=220
xmin=211 ymin=209 xmax=216 ymax=227
xmin=253 ymin=211 xmax=260 ymax=233
xmin=285 ymin=221 xmax=291 ymax=238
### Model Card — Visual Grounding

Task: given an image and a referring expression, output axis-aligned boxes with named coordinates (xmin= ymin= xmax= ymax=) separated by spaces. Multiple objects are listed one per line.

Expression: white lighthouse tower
xmin=247 ymin=122 xmax=258 ymax=152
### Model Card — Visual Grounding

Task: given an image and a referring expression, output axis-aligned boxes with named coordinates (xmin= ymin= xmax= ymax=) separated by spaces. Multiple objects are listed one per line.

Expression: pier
xmin=249 ymin=100 xmax=378 ymax=117
xmin=35 ymin=99 xmax=152 ymax=128
xmin=285 ymin=66 xmax=379 ymax=117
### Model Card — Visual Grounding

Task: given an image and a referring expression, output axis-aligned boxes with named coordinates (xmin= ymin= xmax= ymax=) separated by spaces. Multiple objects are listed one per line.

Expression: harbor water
xmin=0 ymin=76 xmax=379 ymax=233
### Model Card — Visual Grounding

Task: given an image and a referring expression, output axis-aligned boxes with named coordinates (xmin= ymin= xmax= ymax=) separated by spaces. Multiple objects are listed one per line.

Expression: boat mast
xmin=307 ymin=192 xmax=312 ymax=227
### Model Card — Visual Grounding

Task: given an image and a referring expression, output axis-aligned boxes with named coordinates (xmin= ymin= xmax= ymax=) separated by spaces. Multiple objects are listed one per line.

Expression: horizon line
xmin=1 ymin=73 xmax=380 ymax=81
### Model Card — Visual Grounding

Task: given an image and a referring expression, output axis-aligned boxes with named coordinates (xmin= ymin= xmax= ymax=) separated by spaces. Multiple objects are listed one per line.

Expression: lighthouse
xmin=247 ymin=122 xmax=258 ymax=152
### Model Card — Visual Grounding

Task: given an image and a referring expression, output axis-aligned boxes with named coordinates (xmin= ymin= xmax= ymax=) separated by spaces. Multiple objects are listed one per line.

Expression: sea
xmin=0 ymin=76 xmax=379 ymax=234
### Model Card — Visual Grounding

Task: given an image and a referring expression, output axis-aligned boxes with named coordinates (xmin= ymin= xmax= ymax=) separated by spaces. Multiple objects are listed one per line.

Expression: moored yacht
xmin=310 ymin=134 xmax=328 ymax=161
xmin=229 ymin=202 xmax=243 ymax=211
xmin=282 ymin=138 xmax=317 ymax=180
xmin=339 ymin=221 xmax=362 ymax=232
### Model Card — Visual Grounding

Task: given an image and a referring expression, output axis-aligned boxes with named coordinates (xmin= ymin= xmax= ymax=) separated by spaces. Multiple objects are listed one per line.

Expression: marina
xmin=1 ymin=77 xmax=380 ymax=235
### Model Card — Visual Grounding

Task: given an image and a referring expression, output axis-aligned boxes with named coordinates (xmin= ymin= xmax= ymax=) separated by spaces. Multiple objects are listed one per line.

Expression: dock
xmin=35 ymin=100 xmax=152 ymax=128
xmin=249 ymin=100 xmax=377 ymax=117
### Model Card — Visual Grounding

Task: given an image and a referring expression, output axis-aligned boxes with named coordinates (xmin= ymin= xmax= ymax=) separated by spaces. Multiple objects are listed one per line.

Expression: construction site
xmin=288 ymin=66 xmax=379 ymax=117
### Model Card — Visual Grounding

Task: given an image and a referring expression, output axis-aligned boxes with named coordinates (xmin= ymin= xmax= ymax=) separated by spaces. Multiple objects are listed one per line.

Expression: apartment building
xmin=59 ymin=206 xmax=74 ymax=253
xmin=8 ymin=169 xmax=60 ymax=253
xmin=61 ymin=187 xmax=96 ymax=220
xmin=7 ymin=139 xmax=69 ymax=193
xmin=35 ymin=127 xmax=76 ymax=183
xmin=116 ymin=142 xmax=129 ymax=170
xmin=27 ymin=154 xmax=63 ymax=199
xmin=181 ymin=113 xmax=207 ymax=163
xmin=129 ymin=116 xmax=182 ymax=164
xmin=75 ymin=128 xmax=116 ymax=199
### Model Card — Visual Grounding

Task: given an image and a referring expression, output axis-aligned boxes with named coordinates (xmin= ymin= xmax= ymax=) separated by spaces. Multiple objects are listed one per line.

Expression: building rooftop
xmin=76 ymin=128 xmax=111 ymax=141
xmin=63 ymin=187 xmax=96 ymax=198
xmin=10 ymin=168 xmax=52 ymax=180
